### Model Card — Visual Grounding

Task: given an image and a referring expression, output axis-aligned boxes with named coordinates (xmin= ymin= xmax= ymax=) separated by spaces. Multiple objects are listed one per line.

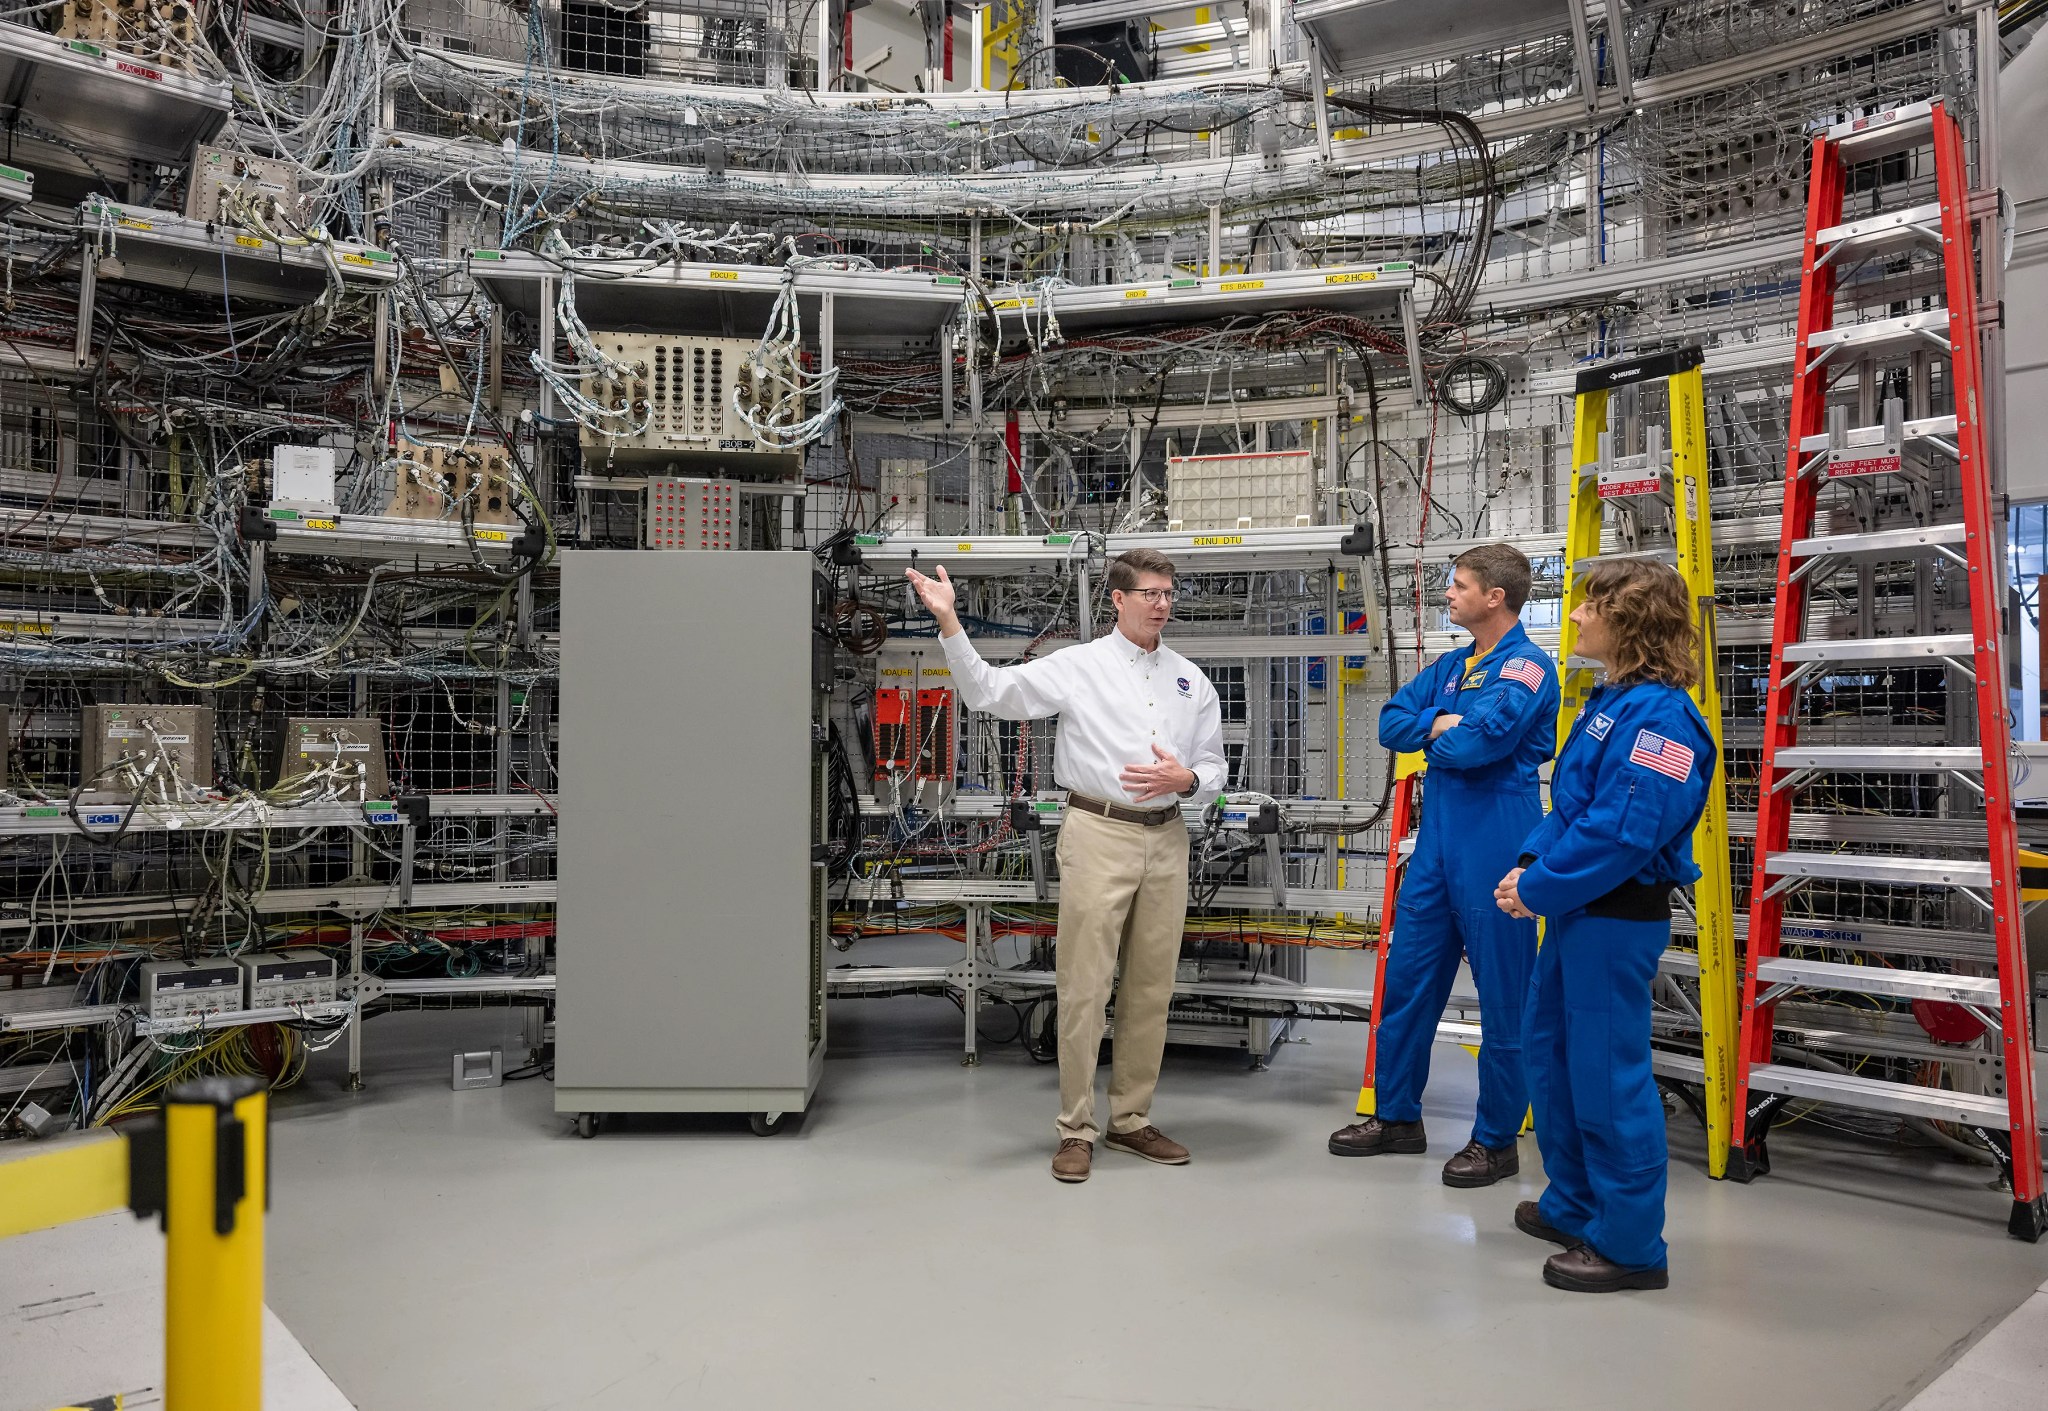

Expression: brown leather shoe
xmin=1543 ymin=1245 xmax=1669 ymax=1292
xmin=1442 ymin=1138 xmax=1519 ymax=1188
xmin=1327 ymin=1116 xmax=1427 ymax=1157
xmin=1052 ymin=1138 xmax=1093 ymax=1183
xmin=1105 ymin=1125 xmax=1190 ymax=1165
xmin=1515 ymin=1200 xmax=1575 ymax=1247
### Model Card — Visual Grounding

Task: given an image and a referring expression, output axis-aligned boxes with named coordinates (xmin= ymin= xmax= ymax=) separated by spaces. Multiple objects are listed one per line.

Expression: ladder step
xmin=1825 ymin=102 xmax=1937 ymax=161
xmin=1753 ymin=955 xmax=2001 ymax=1005
xmin=1797 ymin=414 xmax=1957 ymax=454
xmin=1652 ymin=1049 xmax=1707 ymax=1084
xmin=1763 ymin=851 xmax=1992 ymax=889
xmin=1789 ymin=524 xmax=1966 ymax=560
xmin=1780 ymin=632 xmax=1974 ymax=664
xmin=1580 ymin=548 xmax=1677 ymax=566
xmin=1772 ymin=745 xmax=1983 ymax=772
xmin=1805 ymin=308 xmax=1950 ymax=363
xmin=1746 ymin=1062 xmax=2008 ymax=1128
xmin=1814 ymin=201 xmax=1945 ymax=253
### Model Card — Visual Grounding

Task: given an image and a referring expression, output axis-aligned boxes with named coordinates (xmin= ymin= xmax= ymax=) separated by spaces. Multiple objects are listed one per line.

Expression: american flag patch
xmin=1499 ymin=657 xmax=1546 ymax=692
xmin=1629 ymin=729 xmax=1696 ymax=783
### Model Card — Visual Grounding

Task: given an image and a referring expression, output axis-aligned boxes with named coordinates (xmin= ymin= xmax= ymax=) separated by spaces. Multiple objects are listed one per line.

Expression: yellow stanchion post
xmin=130 ymin=1075 xmax=268 ymax=1411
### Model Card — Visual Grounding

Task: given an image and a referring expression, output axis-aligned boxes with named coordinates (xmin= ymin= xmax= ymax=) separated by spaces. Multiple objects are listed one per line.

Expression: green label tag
xmin=1169 ymin=278 xmax=1199 ymax=288
xmin=24 ymin=806 xmax=58 ymax=819
xmin=472 ymin=249 xmax=505 ymax=261
xmin=66 ymin=39 xmax=103 ymax=56
xmin=269 ymin=508 xmax=300 ymax=521
xmin=1034 ymin=800 xmax=1059 ymax=814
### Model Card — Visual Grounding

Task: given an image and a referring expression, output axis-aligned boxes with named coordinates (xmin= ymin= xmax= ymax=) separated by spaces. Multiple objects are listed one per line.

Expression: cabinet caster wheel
xmin=748 ymin=1111 xmax=788 ymax=1137
xmin=575 ymin=1112 xmax=598 ymax=1139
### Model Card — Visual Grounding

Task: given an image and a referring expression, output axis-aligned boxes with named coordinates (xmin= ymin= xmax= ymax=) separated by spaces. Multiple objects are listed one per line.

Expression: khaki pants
xmin=1053 ymin=806 xmax=1190 ymax=1143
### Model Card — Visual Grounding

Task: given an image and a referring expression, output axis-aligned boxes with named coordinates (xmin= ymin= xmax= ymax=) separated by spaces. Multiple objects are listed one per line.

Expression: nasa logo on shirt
xmin=1588 ymin=713 xmax=1614 ymax=741
xmin=1175 ymin=676 xmax=1192 ymax=698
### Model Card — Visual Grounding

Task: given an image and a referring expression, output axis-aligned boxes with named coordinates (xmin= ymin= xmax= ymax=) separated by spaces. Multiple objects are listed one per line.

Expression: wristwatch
xmin=1178 ymin=771 xmax=1199 ymax=798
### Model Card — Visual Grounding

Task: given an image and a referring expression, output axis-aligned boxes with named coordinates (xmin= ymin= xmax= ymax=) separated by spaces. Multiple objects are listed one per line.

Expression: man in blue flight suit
xmin=1495 ymin=559 xmax=1716 ymax=1292
xmin=1329 ymin=543 xmax=1558 ymax=1187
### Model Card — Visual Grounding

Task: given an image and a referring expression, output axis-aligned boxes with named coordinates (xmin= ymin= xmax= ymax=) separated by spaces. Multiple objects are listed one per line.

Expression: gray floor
xmin=1 ymin=1212 xmax=353 ymax=1411
xmin=255 ymin=953 xmax=2048 ymax=1411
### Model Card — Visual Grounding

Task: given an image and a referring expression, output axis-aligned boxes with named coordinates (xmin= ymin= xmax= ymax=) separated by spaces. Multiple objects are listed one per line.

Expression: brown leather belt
xmin=1065 ymin=792 xmax=1181 ymax=827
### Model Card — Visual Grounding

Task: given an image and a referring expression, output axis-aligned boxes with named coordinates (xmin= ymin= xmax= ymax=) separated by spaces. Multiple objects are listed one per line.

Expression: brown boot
xmin=1105 ymin=1125 xmax=1190 ymax=1165
xmin=1052 ymin=1138 xmax=1093 ymax=1183
xmin=1327 ymin=1116 xmax=1427 ymax=1157
xmin=1515 ymin=1201 xmax=1576 ymax=1247
xmin=1543 ymin=1245 xmax=1669 ymax=1293
xmin=1441 ymin=1138 xmax=1519 ymax=1188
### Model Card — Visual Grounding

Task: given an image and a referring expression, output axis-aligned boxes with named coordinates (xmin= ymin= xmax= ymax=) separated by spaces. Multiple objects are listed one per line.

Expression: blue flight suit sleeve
xmin=1518 ymin=707 xmax=1711 ymax=919
xmin=1425 ymin=653 xmax=1557 ymax=771
xmin=1378 ymin=653 xmax=1451 ymax=753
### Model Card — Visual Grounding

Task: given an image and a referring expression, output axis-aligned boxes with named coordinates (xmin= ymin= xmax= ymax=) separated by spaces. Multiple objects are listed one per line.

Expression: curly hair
xmin=1579 ymin=559 xmax=1701 ymax=690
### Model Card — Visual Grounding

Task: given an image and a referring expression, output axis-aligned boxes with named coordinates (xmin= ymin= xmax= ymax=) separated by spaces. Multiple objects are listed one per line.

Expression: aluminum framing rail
xmin=851 ymin=524 xmax=1371 ymax=576
xmin=847 ymin=876 xmax=1378 ymax=912
xmin=464 ymin=247 xmax=965 ymax=340
xmin=76 ymin=200 xmax=398 ymax=302
xmin=0 ymin=23 xmax=230 ymax=169
xmin=258 ymin=507 xmax=531 ymax=565
xmin=987 ymin=262 xmax=1416 ymax=335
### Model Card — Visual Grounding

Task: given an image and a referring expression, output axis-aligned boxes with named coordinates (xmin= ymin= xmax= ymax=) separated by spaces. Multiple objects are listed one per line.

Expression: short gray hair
xmin=1107 ymin=548 xmax=1176 ymax=592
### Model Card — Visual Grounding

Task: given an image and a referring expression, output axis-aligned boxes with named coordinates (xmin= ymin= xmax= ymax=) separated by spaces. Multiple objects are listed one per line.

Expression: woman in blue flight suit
xmin=1494 ymin=559 xmax=1715 ymax=1293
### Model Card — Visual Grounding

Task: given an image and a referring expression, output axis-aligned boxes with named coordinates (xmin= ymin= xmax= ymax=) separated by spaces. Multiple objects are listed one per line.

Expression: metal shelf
xmin=0 ymin=790 xmax=557 ymax=838
xmin=1295 ymin=0 xmax=1569 ymax=74
xmin=0 ymin=24 xmax=229 ymax=171
xmin=260 ymin=507 xmax=532 ymax=564
xmin=851 ymin=524 xmax=1368 ymax=577
xmin=80 ymin=199 xmax=398 ymax=305
xmin=465 ymin=248 xmax=964 ymax=341
xmin=966 ymin=629 xmax=1376 ymax=663
xmin=988 ymin=264 xmax=1418 ymax=373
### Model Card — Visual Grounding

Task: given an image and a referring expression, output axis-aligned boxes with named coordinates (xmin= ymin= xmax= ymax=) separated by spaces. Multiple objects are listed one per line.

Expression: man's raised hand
xmin=905 ymin=565 xmax=960 ymax=633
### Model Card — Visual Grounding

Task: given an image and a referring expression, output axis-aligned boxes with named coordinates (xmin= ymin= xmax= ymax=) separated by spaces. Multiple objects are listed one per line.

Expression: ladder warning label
xmin=1828 ymin=453 xmax=1902 ymax=478
xmin=1597 ymin=477 xmax=1662 ymax=499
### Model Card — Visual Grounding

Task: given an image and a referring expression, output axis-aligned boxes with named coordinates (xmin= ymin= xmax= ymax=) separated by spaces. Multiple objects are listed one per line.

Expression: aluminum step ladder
xmin=1555 ymin=344 xmax=1739 ymax=1179
xmin=1728 ymin=100 xmax=2045 ymax=1241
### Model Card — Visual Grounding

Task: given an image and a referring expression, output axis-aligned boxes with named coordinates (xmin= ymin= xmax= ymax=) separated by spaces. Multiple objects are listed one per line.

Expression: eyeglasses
xmin=1123 ymin=588 xmax=1177 ymax=604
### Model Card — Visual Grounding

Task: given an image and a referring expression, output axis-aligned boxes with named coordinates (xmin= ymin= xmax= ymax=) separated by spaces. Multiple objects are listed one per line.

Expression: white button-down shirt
xmin=940 ymin=627 xmax=1229 ymax=807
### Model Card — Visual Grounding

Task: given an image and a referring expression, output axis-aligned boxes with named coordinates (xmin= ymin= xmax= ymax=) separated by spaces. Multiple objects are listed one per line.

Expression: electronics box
xmin=185 ymin=143 xmax=305 ymax=225
xmin=272 ymin=446 xmax=338 ymax=516
xmin=578 ymin=333 xmax=802 ymax=472
xmin=79 ymin=705 xmax=215 ymax=796
xmin=278 ymin=717 xmax=390 ymax=800
xmin=237 ymin=948 xmax=338 ymax=1009
xmin=1166 ymin=450 xmax=1315 ymax=531
xmin=644 ymin=476 xmax=738 ymax=550
xmin=137 ymin=957 xmax=245 ymax=1021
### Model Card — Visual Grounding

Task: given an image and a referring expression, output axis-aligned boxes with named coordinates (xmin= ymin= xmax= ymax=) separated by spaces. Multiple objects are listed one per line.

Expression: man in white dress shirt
xmin=907 ymin=548 xmax=1229 ymax=1183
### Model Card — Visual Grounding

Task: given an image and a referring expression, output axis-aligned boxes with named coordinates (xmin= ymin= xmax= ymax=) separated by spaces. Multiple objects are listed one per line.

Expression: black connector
xmin=395 ymin=795 xmax=431 ymax=829
xmin=1248 ymin=802 xmax=1281 ymax=835
xmin=239 ymin=506 xmax=278 ymax=543
xmin=830 ymin=538 xmax=864 ymax=569
xmin=1009 ymin=800 xmax=1043 ymax=832
xmin=1340 ymin=520 xmax=1375 ymax=558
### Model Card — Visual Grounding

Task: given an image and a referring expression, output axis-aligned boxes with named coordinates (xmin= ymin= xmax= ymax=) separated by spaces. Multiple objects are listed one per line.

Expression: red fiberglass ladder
xmin=1728 ymin=101 xmax=2043 ymax=1240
